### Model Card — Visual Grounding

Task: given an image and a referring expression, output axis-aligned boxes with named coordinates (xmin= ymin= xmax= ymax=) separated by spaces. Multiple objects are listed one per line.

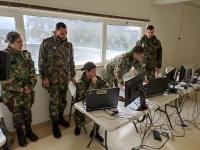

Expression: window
xmin=0 ymin=16 xmax=16 ymax=50
xmin=23 ymin=15 xmax=102 ymax=69
xmin=0 ymin=7 xmax=146 ymax=72
xmin=106 ymin=25 xmax=142 ymax=60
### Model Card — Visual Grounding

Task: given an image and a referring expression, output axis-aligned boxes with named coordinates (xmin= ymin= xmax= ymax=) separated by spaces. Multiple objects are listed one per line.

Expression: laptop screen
xmin=86 ymin=88 xmax=120 ymax=112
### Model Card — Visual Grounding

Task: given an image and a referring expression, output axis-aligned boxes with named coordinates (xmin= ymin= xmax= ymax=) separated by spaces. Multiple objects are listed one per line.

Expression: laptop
xmin=86 ymin=88 xmax=120 ymax=112
xmin=145 ymin=77 xmax=170 ymax=98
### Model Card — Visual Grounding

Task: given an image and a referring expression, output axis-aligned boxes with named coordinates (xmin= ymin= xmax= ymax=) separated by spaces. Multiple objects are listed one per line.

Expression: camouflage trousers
xmin=48 ymin=84 xmax=68 ymax=122
xmin=3 ymin=91 xmax=34 ymax=129
xmin=74 ymin=109 xmax=85 ymax=128
xmin=102 ymin=69 xmax=118 ymax=87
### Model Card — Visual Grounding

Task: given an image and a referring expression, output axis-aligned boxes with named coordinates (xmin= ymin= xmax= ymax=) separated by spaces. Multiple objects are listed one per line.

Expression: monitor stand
xmin=129 ymin=90 xmax=148 ymax=111
xmin=168 ymin=81 xmax=177 ymax=94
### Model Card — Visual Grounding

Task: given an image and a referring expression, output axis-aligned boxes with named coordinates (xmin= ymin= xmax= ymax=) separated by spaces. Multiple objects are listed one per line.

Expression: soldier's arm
xmin=136 ymin=39 xmax=142 ymax=46
xmin=2 ymin=74 xmax=22 ymax=92
xmin=74 ymin=81 xmax=87 ymax=103
xmin=28 ymin=53 xmax=37 ymax=89
xmin=93 ymin=76 xmax=109 ymax=89
xmin=114 ymin=57 xmax=126 ymax=85
xmin=38 ymin=40 xmax=47 ymax=80
xmin=100 ymin=77 xmax=109 ymax=88
xmin=134 ymin=60 xmax=145 ymax=73
xmin=69 ymin=43 xmax=76 ymax=78
xmin=156 ymin=40 xmax=162 ymax=68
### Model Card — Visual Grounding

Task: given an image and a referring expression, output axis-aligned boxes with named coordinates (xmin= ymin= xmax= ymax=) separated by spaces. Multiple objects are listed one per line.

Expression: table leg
xmin=104 ymin=130 xmax=108 ymax=150
xmin=87 ymin=123 xmax=97 ymax=148
xmin=133 ymin=121 xmax=139 ymax=133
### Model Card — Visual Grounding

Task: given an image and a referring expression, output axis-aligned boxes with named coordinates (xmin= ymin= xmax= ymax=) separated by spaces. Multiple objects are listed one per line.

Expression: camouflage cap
xmin=81 ymin=62 xmax=96 ymax=71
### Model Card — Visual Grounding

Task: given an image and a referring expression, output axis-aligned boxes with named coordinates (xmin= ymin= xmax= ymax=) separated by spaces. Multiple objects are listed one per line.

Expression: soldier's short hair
xmin=56 ymin=22 xmax=67 ymax=30
xmin=146 ymin=25 xmax=154 ymax=30
xmin=132 ymin=46 xmax=144 ymax=54
xmin=5 ymin=31 xmax=21 ymax=44
xmin=81 ymin=62 xmax=96 ymax=71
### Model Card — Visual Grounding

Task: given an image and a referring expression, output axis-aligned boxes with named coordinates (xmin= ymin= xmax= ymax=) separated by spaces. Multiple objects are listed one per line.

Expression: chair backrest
xmin=68 ymin=81 xmax=76 ymax=98
xmin=165 ymin=66 xmax=175 ymax=74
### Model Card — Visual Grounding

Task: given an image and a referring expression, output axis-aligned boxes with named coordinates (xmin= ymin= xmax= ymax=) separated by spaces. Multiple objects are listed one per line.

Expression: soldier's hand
xmin=144 ymin=79 xmax=149 ymax=84
xmin=155 ymin=67 xmax=161 ymax=74
xmin=42 ymin=78 xmax=49 ymax=88
xmin=24 ymin=87 xmax=32 ymax=94
xmin=92 ymin=76 xmax=97 ymax=85
xmin=120 ymin=85 xmax=125 ymax=91
xmin=131 ymin=67 xmax=137 ymax=76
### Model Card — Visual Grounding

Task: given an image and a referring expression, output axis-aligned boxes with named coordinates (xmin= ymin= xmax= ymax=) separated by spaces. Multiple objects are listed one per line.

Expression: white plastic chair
xmin=68 ymin=81 xmax=76 ymax=125
xmin=165 ymin=66 xmax=175 ymax=74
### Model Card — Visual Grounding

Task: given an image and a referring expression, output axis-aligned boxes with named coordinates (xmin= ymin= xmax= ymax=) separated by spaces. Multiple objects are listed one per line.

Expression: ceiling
xmin=153 ymin=0 xmax=200 ymax=6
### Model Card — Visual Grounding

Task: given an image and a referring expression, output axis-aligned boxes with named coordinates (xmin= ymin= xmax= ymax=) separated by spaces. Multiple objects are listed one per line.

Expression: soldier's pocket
xmin=2 ymin=92 xmax=14 ymax=112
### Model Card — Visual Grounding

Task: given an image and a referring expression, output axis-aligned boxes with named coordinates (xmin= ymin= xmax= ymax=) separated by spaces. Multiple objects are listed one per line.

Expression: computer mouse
xmin=111 ymin=110 xmax=118 ymax=116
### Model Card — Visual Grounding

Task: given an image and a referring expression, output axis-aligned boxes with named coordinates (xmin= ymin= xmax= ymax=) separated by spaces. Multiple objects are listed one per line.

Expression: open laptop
xmin=145 ymin=77 xmax=170 ymax=98
xmin=86 ymin=88 xmax=120 ymax=112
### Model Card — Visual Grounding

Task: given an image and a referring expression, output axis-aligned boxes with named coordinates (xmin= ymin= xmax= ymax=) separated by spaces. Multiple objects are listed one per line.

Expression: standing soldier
xmin=102 ymin=46 xmax=145 ymax=87
xmin=136 ymin=25 xmax=162 ymax=80
xmin=2 ymin=31 xmax=38 ymax=147
xmin=74 ymin=62 xmax=108 ymax=143
xmin=38 ymin=22 xmax=76 ymax=138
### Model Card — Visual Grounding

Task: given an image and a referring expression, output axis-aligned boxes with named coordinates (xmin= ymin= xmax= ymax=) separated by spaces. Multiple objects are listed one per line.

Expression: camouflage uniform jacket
xmin=2 ymin=46 xmax=37 ymax=104
xmin=105 ymin=51 xmax=139 ymax=85
xmin=136 ymin=35 xmax=162 ymax=72
xmin=38 ymin=36 xmax=75 ymax=85
xmin=75 ymin=72 xmax=108 ymax=103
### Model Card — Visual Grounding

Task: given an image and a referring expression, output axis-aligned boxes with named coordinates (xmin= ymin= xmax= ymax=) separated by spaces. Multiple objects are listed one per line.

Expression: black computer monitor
xmin=179 ymin=66 xmax=186 ymax=82
xmin=0 ymin=51 xmax=10 ymax=81
xmin=166 ymin=68 xmax=176 ymax=82
xmin=146 ymin=77 xmax=170 ymax=98
xmin=124 ymin=71 xmax=147 ymax=111
xmin=165 ymin=68 xmax=178 ymax=93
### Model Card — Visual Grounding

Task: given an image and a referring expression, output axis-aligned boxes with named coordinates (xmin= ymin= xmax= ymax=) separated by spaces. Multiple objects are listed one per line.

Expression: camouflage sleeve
xmin=38 ymin=40 xmax=47 ymax=80
xmin=94 ymin=76 xmax=109 ymax=89
xmin=69 ymin=43 xmax=76 ymax=78
xmin=101 ymin=78 xmax=109 ymax=88
xmin=156 ymin=40 xmax=162 ymax=68
xmin=2 ymin=75 xmax=22 ymax=92
xmin=74 ymin=81 xmax=88 ymax=103
xmin=114 ymin=57 xmax=127 ymax=85
xmin=2 ymin=78 xmax=22 ymax=92
xmin=28 ymin=53 xmax=37 ymax=89
xmin=134 ymin=60 xmax=145 ymax=73
xmin=136 ymin=39 xmax=142 ymax=47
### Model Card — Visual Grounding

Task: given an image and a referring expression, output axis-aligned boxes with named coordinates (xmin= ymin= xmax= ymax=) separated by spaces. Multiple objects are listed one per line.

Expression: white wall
xmin=1 ymin=0 xmax=200 ymax=131
xmin=150 ymin=3 xmax=200 ymax=68
xmin=175 ymin=4 xmax=200 ymax=66
xmin=150 ymin=3 xmax=184 ymax=69
xmin=1 ymin=0 xmax=152 ymax=19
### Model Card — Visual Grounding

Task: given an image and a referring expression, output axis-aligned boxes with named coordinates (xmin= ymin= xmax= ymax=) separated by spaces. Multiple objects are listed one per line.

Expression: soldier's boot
xmin=52 ymin=121 xmax=61 ymax=138
xmin=25 ymin=125 xmax=38 ymax=142
xmin=74 ymin=127 xmax=81 ymax=136
xmin=16 ymin=128 xmax=27 ymax=147
xmin=58 ymin=113 xmax=69 ymax=128
xmin=90 ymin=126 xmax=104 ymax=143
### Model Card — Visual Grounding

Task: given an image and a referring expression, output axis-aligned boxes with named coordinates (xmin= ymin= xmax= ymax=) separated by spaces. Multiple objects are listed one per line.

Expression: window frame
xmin=0 ymin=6 xmax=148 ymax=71
xmin=105 ymin=19 xmax=146 ymax=61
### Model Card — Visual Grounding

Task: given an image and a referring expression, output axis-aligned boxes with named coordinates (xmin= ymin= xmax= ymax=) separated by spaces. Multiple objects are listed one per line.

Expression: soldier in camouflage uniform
xmin=2 ymin=31 xmax=38 ymax=147
xmin=74 ymin=62 xmax=108 ymax=143
xmin=102 ymin=46 xmax=145 ymax=87
xmin=38 ymin=22 xmax=76 ymax=138
xmin=136 ymin=25 xmax=162 ymax=80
